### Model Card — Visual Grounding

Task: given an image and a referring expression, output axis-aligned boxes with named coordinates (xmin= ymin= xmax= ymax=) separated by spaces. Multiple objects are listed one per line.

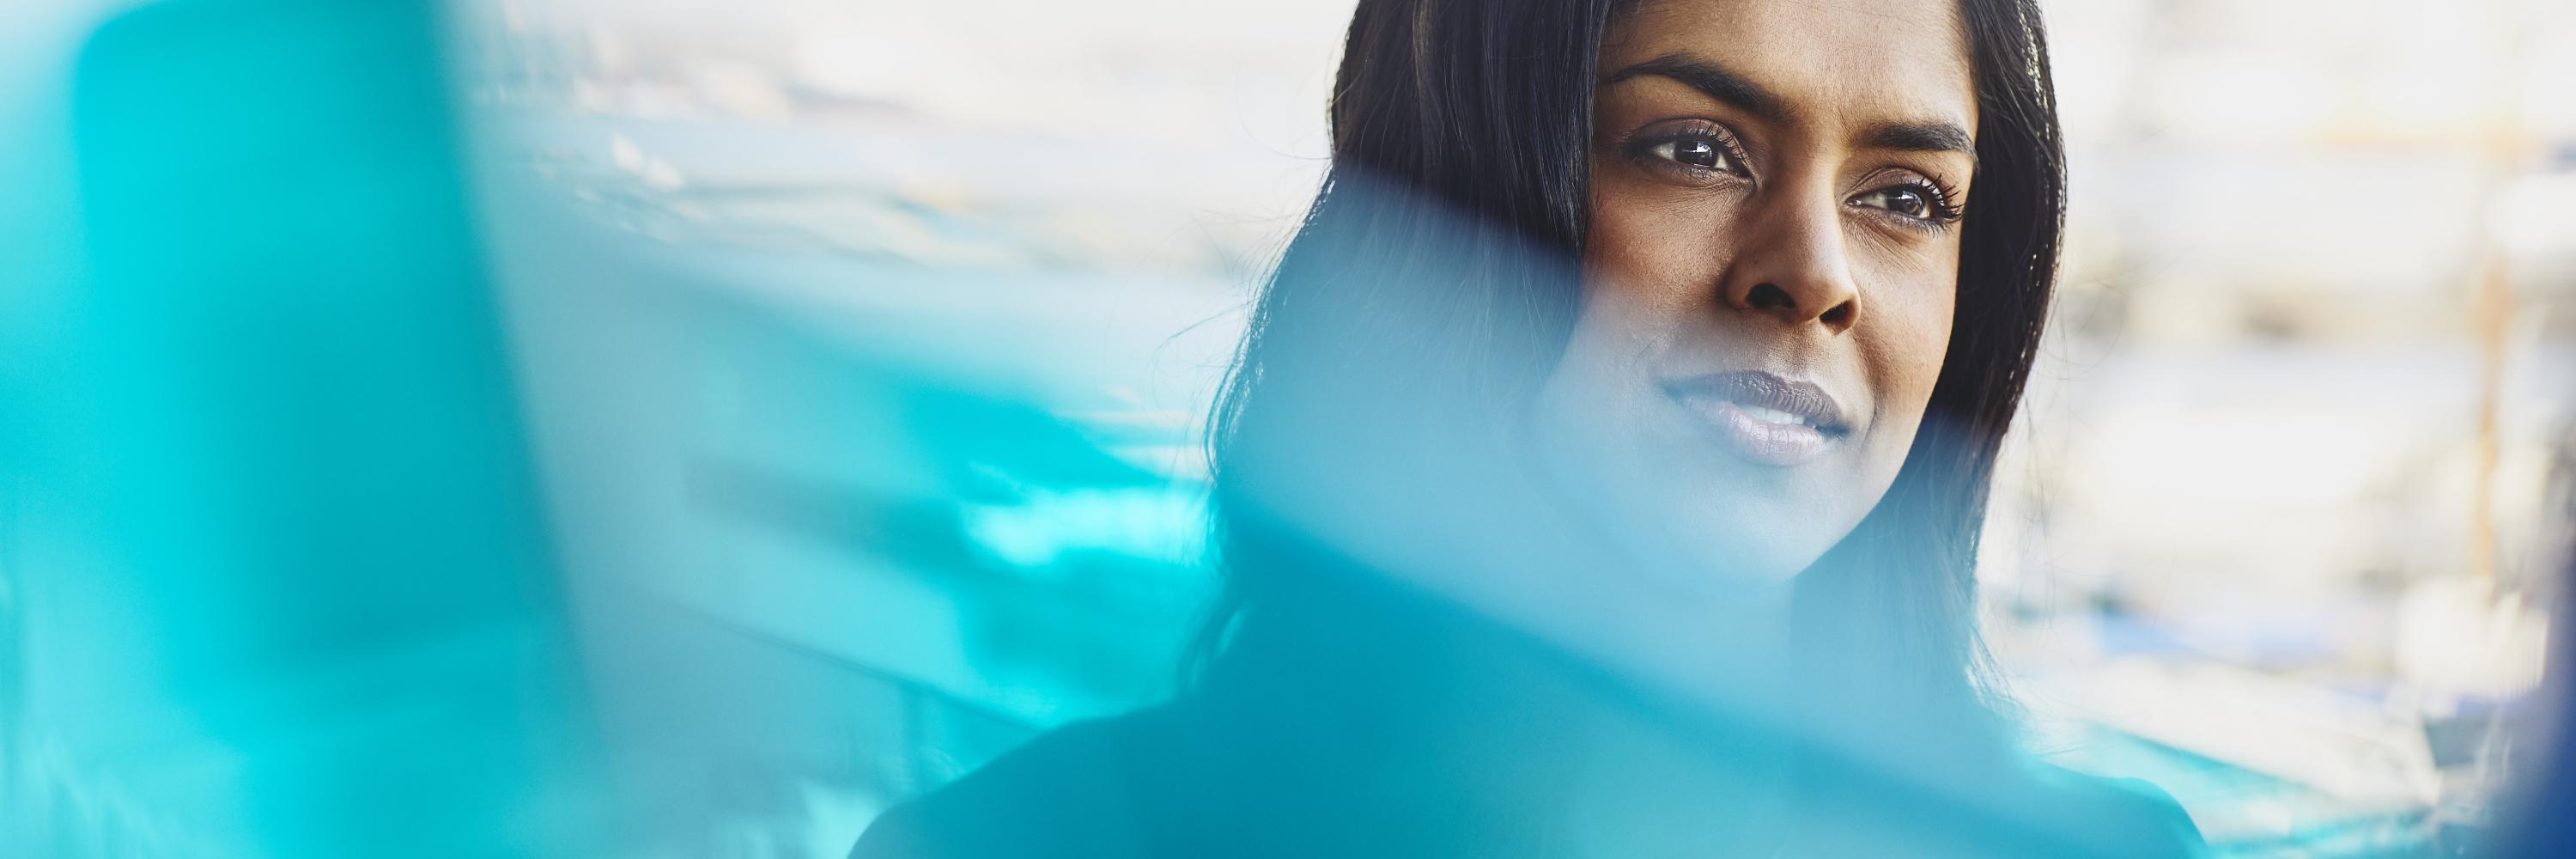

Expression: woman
xmin=858 ymin=0 xmax=2204 ymax=856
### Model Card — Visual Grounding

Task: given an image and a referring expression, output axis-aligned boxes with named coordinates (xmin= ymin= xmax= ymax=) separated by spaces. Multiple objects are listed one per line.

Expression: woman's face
xmin=1532 ymin=0 xmax=1978 ymax=588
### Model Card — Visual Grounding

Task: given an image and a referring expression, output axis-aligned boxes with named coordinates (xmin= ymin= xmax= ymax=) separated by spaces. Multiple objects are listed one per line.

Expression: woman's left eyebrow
xmin=1603 ymin=53 xmax=1792 ymax=125
xmin=1858 ymin=120 xmax=1976 ymax=161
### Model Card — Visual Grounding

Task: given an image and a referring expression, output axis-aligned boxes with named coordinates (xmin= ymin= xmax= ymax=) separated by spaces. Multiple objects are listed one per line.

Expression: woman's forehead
xmin=1605 ymin=0 xmax=1978 ymax=137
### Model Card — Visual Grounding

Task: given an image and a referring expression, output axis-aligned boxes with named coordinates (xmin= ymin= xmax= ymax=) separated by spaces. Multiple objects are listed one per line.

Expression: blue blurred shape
xmin=6 ymin=1 xmax=595 ymax=856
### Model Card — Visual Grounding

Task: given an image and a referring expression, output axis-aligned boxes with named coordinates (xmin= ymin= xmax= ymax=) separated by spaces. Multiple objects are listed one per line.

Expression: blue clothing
xmin=856 ymin=572 xmax=2204 ymax=858
xmin=855 ymin=704 xmax=2202 ymax=858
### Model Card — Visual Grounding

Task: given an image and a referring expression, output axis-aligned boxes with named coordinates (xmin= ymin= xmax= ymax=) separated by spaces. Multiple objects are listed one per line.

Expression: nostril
xmin=1746 ymin=283 xmax=1792 ymax=310
xmin=1820 ymin=301 xmax=1854 ymax=328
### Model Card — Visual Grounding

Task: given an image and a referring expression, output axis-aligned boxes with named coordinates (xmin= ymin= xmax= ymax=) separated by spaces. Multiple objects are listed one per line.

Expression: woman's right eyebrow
xmin=1601 ymin=53 xmax=1792 ymax=125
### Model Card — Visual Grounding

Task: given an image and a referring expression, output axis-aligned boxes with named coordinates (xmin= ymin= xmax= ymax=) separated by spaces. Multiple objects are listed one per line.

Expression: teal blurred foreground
xmin=5 ymin=1 xmax=593 ymax=855
xmin=4 ymin=3 xmax=1215 ymax=854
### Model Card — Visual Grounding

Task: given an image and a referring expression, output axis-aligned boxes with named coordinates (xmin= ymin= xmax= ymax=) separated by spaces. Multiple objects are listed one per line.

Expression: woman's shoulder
xmin=848 ymin=713 xmax=1158 ymax=859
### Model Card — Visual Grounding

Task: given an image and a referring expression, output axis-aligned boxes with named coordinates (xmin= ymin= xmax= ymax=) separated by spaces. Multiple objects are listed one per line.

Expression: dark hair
xmin=1195 ymin=0 xmax=2066 ymax=751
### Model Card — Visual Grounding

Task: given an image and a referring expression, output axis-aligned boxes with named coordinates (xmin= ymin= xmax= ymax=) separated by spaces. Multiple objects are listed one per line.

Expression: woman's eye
xmin=1644 ymin=136 xmax=1741 ymax=174
xmin=1854 ymin=186 xmax=1928 ymax=217
xmin=1852 ymin=185 xmax=1938 ymax=220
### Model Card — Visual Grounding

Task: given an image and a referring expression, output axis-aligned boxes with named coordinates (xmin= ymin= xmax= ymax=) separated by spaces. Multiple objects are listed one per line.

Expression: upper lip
xmin=1662 ymin=370 xmax=1852 ymax=435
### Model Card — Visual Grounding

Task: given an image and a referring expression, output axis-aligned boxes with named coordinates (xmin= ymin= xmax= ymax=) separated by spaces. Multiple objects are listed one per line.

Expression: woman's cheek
xmin=1590 ymin=229 xmax=1736 ymax=317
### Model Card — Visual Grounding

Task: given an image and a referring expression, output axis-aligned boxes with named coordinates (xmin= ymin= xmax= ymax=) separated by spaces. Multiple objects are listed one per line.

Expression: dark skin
xmin=1291 ymin=0 xmax=1982 ymax=818
xmin=1515 ymin=2 xmax=1982 ymax=852
xmin=1533 ymin=0 xmax=1977 ymax=594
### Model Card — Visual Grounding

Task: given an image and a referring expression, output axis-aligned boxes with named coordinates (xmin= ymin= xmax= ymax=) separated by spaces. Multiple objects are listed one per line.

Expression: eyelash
xmin=1619 ymin=122 xmax=1968 ymax=230
xmin=1620 ymin=121 xmax=1753 ymax=180
xmin=1863 ymin=176 xmax=1968 ymax=231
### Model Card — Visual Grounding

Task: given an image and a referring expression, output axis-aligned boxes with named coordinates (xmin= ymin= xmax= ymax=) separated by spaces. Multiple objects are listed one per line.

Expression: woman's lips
xmin=1662 ymin=371 xmax=1850 ymax=467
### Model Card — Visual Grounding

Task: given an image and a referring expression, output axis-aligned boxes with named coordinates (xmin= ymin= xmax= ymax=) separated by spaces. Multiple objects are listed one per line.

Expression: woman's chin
xmin=1595 ymin=507 xmax=1826 ymax=603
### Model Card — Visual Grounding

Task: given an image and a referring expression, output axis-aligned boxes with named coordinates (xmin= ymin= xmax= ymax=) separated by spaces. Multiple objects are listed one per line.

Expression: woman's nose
xmin=1717 ymin=196 xmax=1861 ymax=335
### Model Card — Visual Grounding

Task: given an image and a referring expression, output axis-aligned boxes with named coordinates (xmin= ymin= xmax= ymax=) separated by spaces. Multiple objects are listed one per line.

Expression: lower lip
xmin=1672 ymin=394 xmax=1832 ymax=466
